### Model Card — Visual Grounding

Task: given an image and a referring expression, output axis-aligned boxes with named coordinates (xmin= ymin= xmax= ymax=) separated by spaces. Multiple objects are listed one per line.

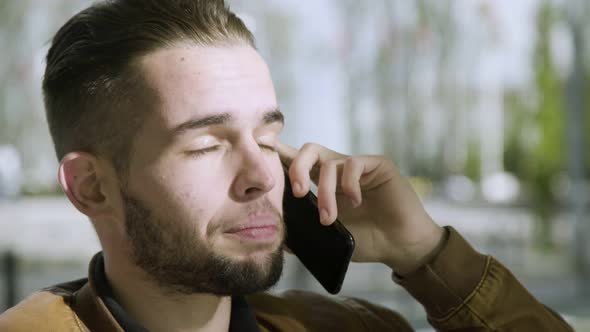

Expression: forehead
xmin=137 ymin=44 xmax=277 ymax=127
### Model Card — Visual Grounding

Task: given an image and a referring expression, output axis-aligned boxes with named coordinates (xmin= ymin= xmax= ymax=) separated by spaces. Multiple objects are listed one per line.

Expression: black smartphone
xmin=282 ymin=166 xmax=355 ymax=294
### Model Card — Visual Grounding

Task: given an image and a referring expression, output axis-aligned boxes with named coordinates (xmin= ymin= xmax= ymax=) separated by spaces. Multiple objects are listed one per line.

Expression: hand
xmin=276 ymin=142 xmax=444 ymax=275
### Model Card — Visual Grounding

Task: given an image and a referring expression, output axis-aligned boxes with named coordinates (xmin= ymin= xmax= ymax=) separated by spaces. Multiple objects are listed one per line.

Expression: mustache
xmin=245 ymin=198 xmax=280 ymax=215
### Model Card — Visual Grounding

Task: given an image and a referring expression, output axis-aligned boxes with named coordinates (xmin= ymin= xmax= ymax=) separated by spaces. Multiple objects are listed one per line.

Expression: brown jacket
xmin=0 ymin=227 xmax=573 ymax=331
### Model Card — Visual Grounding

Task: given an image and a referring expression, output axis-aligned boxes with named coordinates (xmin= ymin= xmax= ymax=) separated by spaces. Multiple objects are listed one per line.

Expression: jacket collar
xmin=72 ymin=253 xmax=260 ymax=332
xmin=73 ymin=253 xmax=125 ymax=331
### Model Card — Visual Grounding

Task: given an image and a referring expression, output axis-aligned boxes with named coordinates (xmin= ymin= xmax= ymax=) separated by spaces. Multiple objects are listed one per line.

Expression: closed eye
xmin=186 ymin=146 xmax=221 ymax=157
xmin=259 ymin=144 xmax=277 ymax=152
xmin=186 ymin=144 xmax=275 ymax=158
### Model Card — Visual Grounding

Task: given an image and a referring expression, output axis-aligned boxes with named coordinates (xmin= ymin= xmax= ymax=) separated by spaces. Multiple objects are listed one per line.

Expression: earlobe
xmin=58 ymin=152 xmax=108 ymax=217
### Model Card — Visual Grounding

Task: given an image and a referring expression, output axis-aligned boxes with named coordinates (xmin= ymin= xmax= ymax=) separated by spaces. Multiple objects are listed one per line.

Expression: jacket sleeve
xmin=393 ymin=226 xmax=573 ymax=331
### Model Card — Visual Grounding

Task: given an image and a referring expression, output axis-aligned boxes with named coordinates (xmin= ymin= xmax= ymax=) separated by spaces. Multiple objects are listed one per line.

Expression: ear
xmin=58 ymin=152 xmax=113 ymax=218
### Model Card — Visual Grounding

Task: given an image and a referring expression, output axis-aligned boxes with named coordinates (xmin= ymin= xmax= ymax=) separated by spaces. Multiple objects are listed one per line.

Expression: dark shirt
xmin=92 ymin=253 xmax=260 ymax=332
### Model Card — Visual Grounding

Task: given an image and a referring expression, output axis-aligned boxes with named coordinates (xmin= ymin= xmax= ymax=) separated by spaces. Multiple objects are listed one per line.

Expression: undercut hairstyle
xmin=43 ymin=0 xmax=255 ymax=173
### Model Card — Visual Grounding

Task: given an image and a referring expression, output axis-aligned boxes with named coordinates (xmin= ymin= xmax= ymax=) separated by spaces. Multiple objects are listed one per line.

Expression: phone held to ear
xmin=282 ymin=166 xmax=355 ymax=294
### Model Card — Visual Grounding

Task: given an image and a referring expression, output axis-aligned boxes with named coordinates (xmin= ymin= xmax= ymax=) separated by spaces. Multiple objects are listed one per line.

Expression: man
xmin=0 ymin=1 xmax=573 ymax=331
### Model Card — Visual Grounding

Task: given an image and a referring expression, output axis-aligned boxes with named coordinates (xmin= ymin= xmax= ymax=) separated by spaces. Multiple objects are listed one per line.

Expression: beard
xmin=120 ymin=190 xmax=284 ymax=296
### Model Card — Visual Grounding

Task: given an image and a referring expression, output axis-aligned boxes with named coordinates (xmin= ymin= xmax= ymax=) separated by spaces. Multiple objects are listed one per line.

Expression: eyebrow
xmin=173 ymin=108 xmax=284 ymax=136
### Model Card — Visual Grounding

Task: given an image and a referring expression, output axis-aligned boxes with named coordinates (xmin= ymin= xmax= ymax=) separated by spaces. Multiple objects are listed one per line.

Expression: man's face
xmin=119 ymin=44 xmax=285 ymax=295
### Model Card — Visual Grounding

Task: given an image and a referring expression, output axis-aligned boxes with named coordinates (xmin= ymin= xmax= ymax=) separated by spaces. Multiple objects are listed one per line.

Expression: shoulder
xmin=0 ymin=279 xmax=87 ymax=332
xmin=247 ymin=290 xmax=413 ymax=331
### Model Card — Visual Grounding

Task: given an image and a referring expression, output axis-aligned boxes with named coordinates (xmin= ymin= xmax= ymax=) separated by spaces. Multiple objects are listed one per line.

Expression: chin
xmin=219 ymin=231 xmax=285 ymax=258
xmin=225 ymin=243 xmax=283 ymax=265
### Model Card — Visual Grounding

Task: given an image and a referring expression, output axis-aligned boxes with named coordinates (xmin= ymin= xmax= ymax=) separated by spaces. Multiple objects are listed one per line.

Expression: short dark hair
xmin=43 ymin=0 xmax=255 ymax=172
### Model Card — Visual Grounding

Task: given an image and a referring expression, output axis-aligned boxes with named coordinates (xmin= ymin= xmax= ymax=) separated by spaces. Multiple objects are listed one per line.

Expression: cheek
xmin=270 ymin=164 xmax=285 ymax=214
xmin=136 ymin=164 xmax=229 ymax=236
xmin=168 ymin=176 xmax=228 ymax=232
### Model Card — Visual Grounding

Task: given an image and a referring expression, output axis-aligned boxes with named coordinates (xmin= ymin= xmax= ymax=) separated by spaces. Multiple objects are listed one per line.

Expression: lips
xmin=227 ymin=225 xmax=278 ymax=240
xmin=224 ymin=211 xmax=280 ymax=241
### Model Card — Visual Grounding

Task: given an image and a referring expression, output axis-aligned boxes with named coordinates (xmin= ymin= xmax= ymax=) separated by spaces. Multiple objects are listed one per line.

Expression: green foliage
xmin=531 ymin=2 xmax=565 ymax=176
xmin=503 ymin=2 xmax=568 ymax=249
xmin=503 ymin=93 xmax=528 ymax=176
xmin=586 ymin=73 xmax=590 ymax=177
xmin=504 ymin=3 xmax=565 ymax=187
xmin=465 ymin=141 xmax=481 ymax=181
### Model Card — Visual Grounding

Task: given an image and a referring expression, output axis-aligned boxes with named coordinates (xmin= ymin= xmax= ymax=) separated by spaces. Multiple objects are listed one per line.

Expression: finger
xmin=275 ymin=141 xmax=298 ymax=168
xmin=287 ymin=143 xmax=322 ymax=197
xmin=341 ymin=157 xmax=364 ymax=207
xmin=276 ymin=141 xmax=307 ymax=197
xmin=289 ymin=143 xmax=349 ymax=197
xmin=317 ymin=159 xmax=341 ymax=225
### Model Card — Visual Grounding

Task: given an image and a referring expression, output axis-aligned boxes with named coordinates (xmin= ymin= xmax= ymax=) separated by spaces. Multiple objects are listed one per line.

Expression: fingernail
xmin=320 ymin=208 xmax=329 ymax=224
xmin=293 ymin=182 xmax=301 ymax=194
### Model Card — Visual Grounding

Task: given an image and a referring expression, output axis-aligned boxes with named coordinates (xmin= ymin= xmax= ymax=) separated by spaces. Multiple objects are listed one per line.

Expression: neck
xmin=103 ymin=254 xmax=232 ymax=332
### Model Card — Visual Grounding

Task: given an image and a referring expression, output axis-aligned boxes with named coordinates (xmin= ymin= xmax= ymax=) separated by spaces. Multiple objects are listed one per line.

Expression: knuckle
xmin=325 ymin=159 xmax=339 ymax=168
xmin=340 ymin=181 xmax=355 ymax=195
xmin=383 ymin=158 xmax=396 ymax=169
xmin=301 ymin=142 xmax=317 ymax=152
xmin=318 ymin=159 xmax=332 ymax=170
xmin=345 ymin=156 xmax=361 ymax=170
xmin=344 ymin=156 xmax=356 ymax=165
xmin=321 ymin=160 xmax=341 ymax=176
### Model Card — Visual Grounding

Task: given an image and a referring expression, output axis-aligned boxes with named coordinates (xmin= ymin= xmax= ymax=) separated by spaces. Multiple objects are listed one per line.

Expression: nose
xmin=230 ymin=145 xmax=276 ymax=202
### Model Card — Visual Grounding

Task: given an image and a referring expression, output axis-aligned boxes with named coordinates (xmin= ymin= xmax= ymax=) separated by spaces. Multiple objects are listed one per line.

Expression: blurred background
xmin=0 ymin=0 xmax=589 ymax=330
